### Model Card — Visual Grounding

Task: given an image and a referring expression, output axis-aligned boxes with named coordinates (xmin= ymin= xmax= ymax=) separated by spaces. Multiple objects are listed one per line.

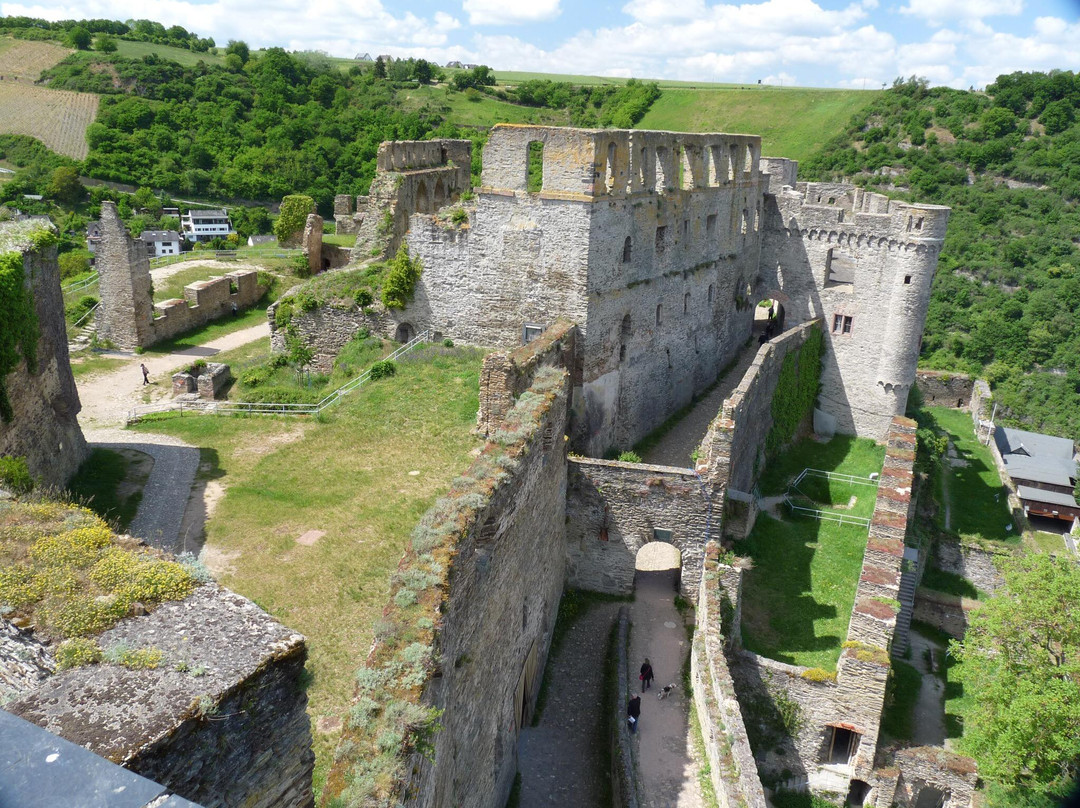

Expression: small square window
xmin=653 ymin=528 xmax=672 ymax=542
xmin=904 ymin=275 xmax=912 ymax=284
xmin=707 ymin=213 xmax=717 ymax=234
xmin=842 ymin=316 xmax=853 ymax=334
xmin=833 ymin=314 xmax=843 ymax=333
xmin=523 ymin=324 xmax=544 ymax=344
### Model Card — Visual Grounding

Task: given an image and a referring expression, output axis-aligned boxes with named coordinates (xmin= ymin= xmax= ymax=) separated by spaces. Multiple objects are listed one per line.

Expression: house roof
xmin=995 ymin=426 xmax=1077 ymax=488
xmin=1016 ymin=485 xmax=1079 ymax=509
xmin=184 ymin=209 xmax=229 ymax=219
xmin=248 ymin=234 xmax=276 ymax=245
xmin=86 ymin=221 xmax=101 ymax=238
xmin=140 ymin=230 xmax=181 ymax=242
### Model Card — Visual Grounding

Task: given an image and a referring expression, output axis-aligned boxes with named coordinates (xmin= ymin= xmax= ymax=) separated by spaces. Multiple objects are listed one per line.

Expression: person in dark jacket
xmin=627 ymin=694 xmax=641 ymax=733
xmin=640 ymin=659 xmax=654 ymax=692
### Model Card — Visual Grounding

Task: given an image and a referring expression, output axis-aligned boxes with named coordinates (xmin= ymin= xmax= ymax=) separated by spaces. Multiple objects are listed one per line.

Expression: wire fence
xmin=125 ymin=329 xmax=432 ymax=424
xmin=791 ymin=468 xmax=880 ymax=488
xmin=783 ymin=496 xmax=872 ymax=527
xmin=61 ymin=272 xmax=98 ymax=301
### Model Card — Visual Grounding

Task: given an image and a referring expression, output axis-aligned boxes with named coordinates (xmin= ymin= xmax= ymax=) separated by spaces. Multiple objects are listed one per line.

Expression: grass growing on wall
xmin=131 ymin=346 xmax=486 ymax=797
xmin=765 ymin=327 xmax=823 ymax=457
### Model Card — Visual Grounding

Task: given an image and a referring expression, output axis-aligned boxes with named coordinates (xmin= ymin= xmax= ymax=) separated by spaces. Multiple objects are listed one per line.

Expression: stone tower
xmin=96 ymin=201 xmax=154 ymax=350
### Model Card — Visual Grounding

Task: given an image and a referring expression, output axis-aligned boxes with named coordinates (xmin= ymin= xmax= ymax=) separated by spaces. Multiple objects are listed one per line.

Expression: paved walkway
xmin=518 ymin=601 xmax=621 ymax=807
xmin=908 ymin=630 xmax=946 ymax=747
xmin=628 ymin=568 xmax=703 ymax=808
xmin=642 ymin=339 xmax=762 ymax=468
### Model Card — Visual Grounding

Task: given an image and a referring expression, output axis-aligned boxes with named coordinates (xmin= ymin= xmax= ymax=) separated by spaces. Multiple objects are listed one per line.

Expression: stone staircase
xmin=892 ymin=546 xmax=920 ymax=658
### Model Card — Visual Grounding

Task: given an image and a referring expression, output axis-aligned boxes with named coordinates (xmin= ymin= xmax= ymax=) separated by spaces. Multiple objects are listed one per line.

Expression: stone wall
xmin=872 ymin=747 xmax=978 ymax=808
xmin=612 ymin=606 xmax=641 ymax=808
xmin=352 ymin=139 xmax=471 ymax=259
xmin=971 ymin=379 xmax=992 ymax=425
xmin=696 ymin=320 xmax=822 ymax=502
xmin=0 ymin=220 xmax=89 ymax=488
xmin=476 ymin=319 xmax=577 ymax=438
xmin=692 ymin=546 xmax=767 ymax=808
xmin=95 ymin=201 xmax=265 ymax=350
xmin=932 ymin=539 xmax=1008 ymax=593
xmin=301 ymin=213 xmax=324 ymax=275
xmin=759 ymin=185 xmax=949 ymax=439
xmin=914 ymin=371 xmax=974 ymax=409
xmin=8 ymin=584 xmax=314 ymax=808
xmin=565 ymin=457 xmax=716 ymax=601
xmin=912 ymin=588 xmax=976 ymax=639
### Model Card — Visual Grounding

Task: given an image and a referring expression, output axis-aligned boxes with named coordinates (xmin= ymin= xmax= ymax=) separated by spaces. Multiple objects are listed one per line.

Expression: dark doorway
xmin=825 ymin=725 xmax=859 ymax=765
xmin=913 ymin=786 xmax=946 ymax=808
xmin=395 ymin=322 xmax=415 ymax=343
xmin=847 ymin=779 xmax=872 ymax=807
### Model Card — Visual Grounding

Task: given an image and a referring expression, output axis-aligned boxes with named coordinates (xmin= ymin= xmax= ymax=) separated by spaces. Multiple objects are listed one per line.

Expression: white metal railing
xmin=784 ymin=496 xmax=872 ymax=527
xmin=125 ymin=329 xmax=432 ymax=424
xmin=791 ymin=468 xmax=880 ymax=488
xmin=61 ymin=272 xmax=99 ymax=298
xmin=71 ymin=302 xmax=99 ymax=329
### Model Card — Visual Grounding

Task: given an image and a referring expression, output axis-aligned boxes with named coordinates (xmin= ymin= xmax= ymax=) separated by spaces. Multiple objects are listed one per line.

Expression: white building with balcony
xmin=181 ymin=209 xmax=235 ymax=243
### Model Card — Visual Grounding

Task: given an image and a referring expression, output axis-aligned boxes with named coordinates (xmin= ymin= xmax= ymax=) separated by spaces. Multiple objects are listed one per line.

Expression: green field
xmin=638 ymin=87 xmax=876 ymax=162
xmin=112 ymin=39 xmax=224 ymax=67
xmin=397 ymin=85 xmax=572 ymax=128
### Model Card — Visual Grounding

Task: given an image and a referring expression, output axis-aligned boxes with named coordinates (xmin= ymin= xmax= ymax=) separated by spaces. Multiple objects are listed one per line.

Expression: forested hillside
xmin=802 ymin=74 xmax=1080 ymax=440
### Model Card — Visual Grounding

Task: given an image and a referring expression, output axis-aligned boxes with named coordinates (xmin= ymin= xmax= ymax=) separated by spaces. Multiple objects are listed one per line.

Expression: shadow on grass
xmin=757 ymin=434 xmax=885 ymax=497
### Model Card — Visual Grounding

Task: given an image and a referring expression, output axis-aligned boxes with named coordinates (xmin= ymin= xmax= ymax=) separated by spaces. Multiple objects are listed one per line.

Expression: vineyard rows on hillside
xmin=0 ymin=82 xmax=98 ymax=160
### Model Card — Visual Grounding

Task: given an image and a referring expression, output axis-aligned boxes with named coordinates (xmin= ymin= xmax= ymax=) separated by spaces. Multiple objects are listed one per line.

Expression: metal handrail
xmin=792 ymin=468 xmax=880 ymax=488
xmin=61 ymin=272 xmax=99 ymax=297
xmin=784 ymin=496 xmax=872 ymax=527
xmin=72 ymin=302 xmax=99 ymax=328
xmin=126 ymin=329 xmax=433 ymax=424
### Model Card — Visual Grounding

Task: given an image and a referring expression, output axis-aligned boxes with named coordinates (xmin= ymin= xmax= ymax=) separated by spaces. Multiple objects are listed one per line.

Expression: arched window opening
xmin=527 ymin=141 xmax=544 ymax=193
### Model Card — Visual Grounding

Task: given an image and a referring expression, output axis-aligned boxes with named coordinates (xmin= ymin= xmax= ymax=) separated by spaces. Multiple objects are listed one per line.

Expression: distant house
xmin=181 ymin=209 xmax=235 ymax=243
xmin=445 ymin=60 xmax=464 ymax=69
xmin=355 ymin=52 xmax=371 ymax=61
xmin=994 ymin=426 xmax=1080 ymax=527
xmin=86 ymin=220 xmax=102 ymax=253
xmin=141 ymin=229 xmax=182 ymax=257
xmin=162 ymin=206 xmax=180 ymax=219
xmin=463 ymin=63 xmax=480 ymax=70
xmin=247 ymin=234 xmax=276 ymax=247
xmin=377 ymin=54 xmax=392 ymax=63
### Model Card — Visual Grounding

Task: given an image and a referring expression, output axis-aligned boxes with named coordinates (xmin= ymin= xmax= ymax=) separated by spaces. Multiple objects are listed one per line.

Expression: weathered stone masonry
xmin=0 ymin=220 xmax=89 ymax=487
xmin=96 ymin=202 xmax=265 ymax=351
xmin=7 ymin=585 xmax=314 ymax=808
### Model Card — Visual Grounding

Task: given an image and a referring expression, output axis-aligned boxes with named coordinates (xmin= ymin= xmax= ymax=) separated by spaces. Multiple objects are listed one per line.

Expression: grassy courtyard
xmin=739 ymin=435 xmax=885 ymax=670
xmin=925 ymin=407 xmax=1017 ymax=545
xmin=131 ymin=345 xmax=485 ymax=795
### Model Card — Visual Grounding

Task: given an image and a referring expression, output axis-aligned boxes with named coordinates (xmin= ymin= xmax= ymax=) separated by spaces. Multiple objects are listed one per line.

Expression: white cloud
xmin=462 ymin=0 xmax=561 ymax=26
xmin=899 ymin=0 xmax=1024 ymax=27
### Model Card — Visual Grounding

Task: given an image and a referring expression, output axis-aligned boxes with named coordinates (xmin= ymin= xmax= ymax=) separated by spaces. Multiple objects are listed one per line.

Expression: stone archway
xmin=755 ymin=289 xmax=789 ymax=340
xmin=395 ymin=322 xmax=415 ymax=343
xmin=635 ymin=537 xmax=681 ymax=593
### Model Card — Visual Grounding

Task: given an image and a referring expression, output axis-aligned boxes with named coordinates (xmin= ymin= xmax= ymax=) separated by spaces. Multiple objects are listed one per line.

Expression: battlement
xmin=376 ymin=139 xmax=471 ymax=173
xmin=481 ymin=124 xmax=762 ymax=198
xmin=775 ymin=182 xmax=950 ymax=243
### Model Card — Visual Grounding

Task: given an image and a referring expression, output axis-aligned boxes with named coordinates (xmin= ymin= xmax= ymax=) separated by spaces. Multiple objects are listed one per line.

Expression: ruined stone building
xmin=0 ymin=219 xmax=88 ymax=487
xmin=332 ymin=125 xmax=947 ymax=454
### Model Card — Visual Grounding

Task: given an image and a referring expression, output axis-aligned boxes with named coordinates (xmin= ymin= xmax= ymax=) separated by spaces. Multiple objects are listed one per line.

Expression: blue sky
xmin=4 ymin=0 xmax=1079 ymax=88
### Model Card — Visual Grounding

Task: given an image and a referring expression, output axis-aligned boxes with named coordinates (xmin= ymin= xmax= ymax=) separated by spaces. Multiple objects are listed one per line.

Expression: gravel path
xmin=642 ymin=339 xmax=762 ymax=468
xmin=629 ymin=569 xmax=703 ymax=808
xmin=76 ymin=322 xmax=269 ymax=428
xmin=518 ymin=601 xmax=621 ymax=808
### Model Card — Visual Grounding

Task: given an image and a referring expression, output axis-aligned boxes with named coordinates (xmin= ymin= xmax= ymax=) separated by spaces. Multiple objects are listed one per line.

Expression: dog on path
xmin=657 ymin=683 xmax=676 ymax=701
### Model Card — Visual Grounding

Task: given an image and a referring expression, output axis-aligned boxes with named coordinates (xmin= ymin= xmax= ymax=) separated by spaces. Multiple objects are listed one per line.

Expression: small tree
xmin=952 ymin=553 xmax=1080 ymax=790
xmin=46 ymin=166 xmax=84 ymax=204
xmin=225 ymin=39 xmax=250 ymax=65
xmin=95 ymin=35 xmax=118 ymax=53
xmin=68 ymin=26 xmax=92 ymax=50
xmin=373 ymin=56 xmax=386 ymax=79
xmin=274 ymin=194 xmax=315 ymax=247
xmin=381 ymin=244 xmax=422 ymax=309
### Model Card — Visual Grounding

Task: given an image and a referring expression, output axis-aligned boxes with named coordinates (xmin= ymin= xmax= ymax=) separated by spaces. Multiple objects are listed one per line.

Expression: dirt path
xmin=629 ymin=568 xmax=703 ymax=808
xmin=908 ymin=630 xmax=946 ymax=747
xmin=76 ymin=322 xmax=269 ymax=428
xmin=642 ymin=339 xmax=761 ymax=469
xmin=517 ymin=601 xmax=621 ymax=808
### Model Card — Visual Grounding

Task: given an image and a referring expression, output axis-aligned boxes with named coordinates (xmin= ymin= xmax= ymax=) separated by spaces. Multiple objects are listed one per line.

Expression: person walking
xmin=627 ymin=694 xmax=641 ymax=734
xmin=640 ymin=658 xmax=654 ymax=692
xmin=140 ymin=363 xmax=150 ymax=385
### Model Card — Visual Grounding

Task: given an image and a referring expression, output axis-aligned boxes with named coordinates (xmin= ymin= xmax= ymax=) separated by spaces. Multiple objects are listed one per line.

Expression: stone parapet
xmin=932 ymin=538 xmax=1008 ymax=594
xmin=8 ymin=585 xmax=313 ymax=808
xmin=915 ymin=370 xmax=974 ymax=410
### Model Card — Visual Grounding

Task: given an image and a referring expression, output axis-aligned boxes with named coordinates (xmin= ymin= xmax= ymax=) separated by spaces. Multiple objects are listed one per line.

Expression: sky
xmin=3 ymin=0 xmax=1079 ymax=89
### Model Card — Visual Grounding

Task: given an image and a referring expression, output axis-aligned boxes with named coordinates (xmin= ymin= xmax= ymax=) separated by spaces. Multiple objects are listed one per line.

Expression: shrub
xmin=58 ymin=250 xmax=92 ymax=279
xmin=618 ymin=450 xmax=642 ymax=463
xmin=369 ymin=360 xmax=397 ymax=380
xmin=443 ymin=338 xmax=454 ymax=348
xmin=239 ymin=366 xmax=271 ymax=387
xmin=56 ymin=637 xmax=102 ymax=669
xmin=67 ymin=294 xmax=98 ymax=323
xmin=274 ymin=194 xmax=315 ymax=246
xmin=450 ymin=207 xmax=468 ymax=225
xmin=381 ymin=245 xmax=422 ymax=309
xmin=0 ymin=455 xmax=33 ymax=494
xmin=354 ymin=288 xmax=374 ymax=308
xmin=291 ymin=253 xmax=312 ymax=279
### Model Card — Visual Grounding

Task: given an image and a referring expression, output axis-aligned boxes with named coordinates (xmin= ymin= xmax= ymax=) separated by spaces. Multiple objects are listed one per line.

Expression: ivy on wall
xmin=765 ymin=326 xmax=824 ymax=456
xmin=0 ymin=251 xmax=40 ymax=422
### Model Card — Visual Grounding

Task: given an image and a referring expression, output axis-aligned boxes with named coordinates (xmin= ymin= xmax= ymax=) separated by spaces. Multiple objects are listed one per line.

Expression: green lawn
xmin=1028 ymin=531 xmax=1066 ymax=555
xmin=637 ymin=87 xmax=876 ymax=163
xmin=740 ymin=435 xmax=886 ymax=669
xmin=112 ymin=39 xmax=224 ymax=67
xmin=739 ymin=513 xmax=871 ymax=670
xmin=926 ymin=407 xmax=1017 ymax=544
xmin=789 ymin=472 xmax=880 ymax=520
xmin=757 ymin=434 xmax=885 ymax=497
xmin=69 ymin=350 xmax=127 ymax=380
xmin=141 ymin=304 xmax=270 ymax=356
xmin=131 ymin=345 xmax=485 ymax=796
xmin=154 ymin=264 xmax=244 ymax=303
xmin=321 ymin=233 xmax=356 ymax=247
